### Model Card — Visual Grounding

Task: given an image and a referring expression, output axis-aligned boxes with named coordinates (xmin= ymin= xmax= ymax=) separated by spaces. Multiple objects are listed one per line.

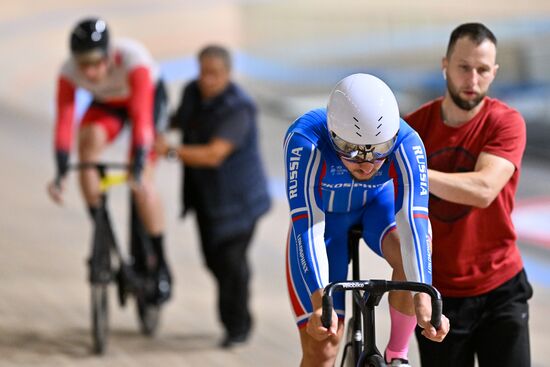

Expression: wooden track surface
xmin=1 ymin=2 xmax=550 ymax=365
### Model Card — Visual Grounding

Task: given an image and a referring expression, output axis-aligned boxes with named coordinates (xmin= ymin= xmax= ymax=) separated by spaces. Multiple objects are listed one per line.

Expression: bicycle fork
xmin=347 ymin=225 xmax=383 ymax=363
xmin=89 ymin=198 xmax=117 ymax=284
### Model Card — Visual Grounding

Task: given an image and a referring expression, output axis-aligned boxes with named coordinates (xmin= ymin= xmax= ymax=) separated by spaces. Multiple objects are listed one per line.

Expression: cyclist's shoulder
xmin=112 ymin=38 xmax=151 ymax=57
xmin=286 ymin=108 xmax=328 ymax=143
xmin=59 ymin=58 xmax=77 ymax=80
xmin=112 ymin=38 xmax=157 ymax=70
xmin=291 ymin=108 xmax=327 ymax=126
xmin=394 ymin=118 xmax=422 ymax=146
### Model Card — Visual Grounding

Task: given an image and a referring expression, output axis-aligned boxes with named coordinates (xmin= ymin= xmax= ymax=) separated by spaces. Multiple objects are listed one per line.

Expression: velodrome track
xmin=1 ymin=2 xmax=550 ymax=366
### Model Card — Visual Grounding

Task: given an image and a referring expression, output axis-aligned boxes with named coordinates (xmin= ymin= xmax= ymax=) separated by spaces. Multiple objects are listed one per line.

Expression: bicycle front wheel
xmin=360 ymin=354 xmax=385 ymax=367
xmin=342 ymin=317 xmax=361 ymax=367
xmin=136 ymin=297 xmax=160 ymax=336
xmin=91 ymin=284 xmax=109 ymax=354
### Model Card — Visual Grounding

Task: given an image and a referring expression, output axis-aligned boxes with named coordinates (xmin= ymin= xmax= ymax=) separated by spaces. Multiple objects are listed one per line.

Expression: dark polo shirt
xmin=172 ymin=81 xmax=271 ymax=242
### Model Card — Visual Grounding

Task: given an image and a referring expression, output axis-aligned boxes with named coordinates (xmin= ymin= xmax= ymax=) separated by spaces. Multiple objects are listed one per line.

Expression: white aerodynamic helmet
xmin=327 ymin=73 xmax=400 ymax=163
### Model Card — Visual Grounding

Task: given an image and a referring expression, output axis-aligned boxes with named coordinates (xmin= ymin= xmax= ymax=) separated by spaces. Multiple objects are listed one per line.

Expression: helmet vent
xmin=376 ymin=115 xmax=383 ymax=136
xmin=353 ymin=117 xmax=362 ymax=136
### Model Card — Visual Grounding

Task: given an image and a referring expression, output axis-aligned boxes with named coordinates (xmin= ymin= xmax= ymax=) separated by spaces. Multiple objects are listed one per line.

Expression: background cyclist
xmin=46 ymin=17 xmax=172 ymax=304
xmin=284 ymin=73 xmax=449 ymax=366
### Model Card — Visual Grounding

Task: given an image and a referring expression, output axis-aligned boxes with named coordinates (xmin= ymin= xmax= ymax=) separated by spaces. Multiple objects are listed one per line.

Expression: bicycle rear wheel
xmin=91 ymin=284 xmax=109 ymax=354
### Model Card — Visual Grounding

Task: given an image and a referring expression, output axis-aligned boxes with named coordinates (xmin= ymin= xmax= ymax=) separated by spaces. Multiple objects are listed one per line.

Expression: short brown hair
xmin=446 ymin=23 xmax=497 ymax=58
xmin=198 ymin=44 xmax=231 ymax=70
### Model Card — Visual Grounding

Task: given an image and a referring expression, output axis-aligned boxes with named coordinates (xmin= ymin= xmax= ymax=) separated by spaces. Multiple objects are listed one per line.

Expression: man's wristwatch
xmin=166 ymin=146 xmax=179 ymax=161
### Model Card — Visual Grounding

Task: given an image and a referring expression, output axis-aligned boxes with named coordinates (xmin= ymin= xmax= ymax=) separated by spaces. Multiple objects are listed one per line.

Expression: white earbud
xmin=442 ymin=68 xmax=447 ymax=80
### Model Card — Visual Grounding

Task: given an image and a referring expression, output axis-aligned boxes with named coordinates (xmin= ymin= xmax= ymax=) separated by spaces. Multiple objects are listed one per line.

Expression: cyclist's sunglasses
xmin=330 ymin=130 xmax=397 ymax=164
xmin=74 ymin=50 xmax=108 ymax=68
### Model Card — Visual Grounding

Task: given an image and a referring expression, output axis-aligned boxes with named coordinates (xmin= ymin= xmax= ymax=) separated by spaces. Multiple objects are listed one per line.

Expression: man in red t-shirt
xmin=46 ymin=18 xmax=172 ymax=304
xmin=405 ymin=23 xmax=532 ymax=367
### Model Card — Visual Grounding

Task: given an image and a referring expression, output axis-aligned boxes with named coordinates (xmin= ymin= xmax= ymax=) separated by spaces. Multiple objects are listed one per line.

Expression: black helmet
xmin=70 ymin=18 xmax=110 ymax=58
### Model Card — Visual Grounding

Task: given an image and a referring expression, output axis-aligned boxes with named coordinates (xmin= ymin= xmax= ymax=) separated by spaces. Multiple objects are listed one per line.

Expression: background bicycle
xmin=68 ymin=162 xmax=164 ymax=354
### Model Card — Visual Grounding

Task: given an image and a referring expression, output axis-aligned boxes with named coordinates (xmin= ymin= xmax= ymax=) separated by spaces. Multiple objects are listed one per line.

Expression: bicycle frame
xmin=321 ymin=226 xmax=442 ymax=366
xmin=68 ymin=162 xmax=161 ymax=352
xmin=81 ymin=163 xmax=129 ymax=285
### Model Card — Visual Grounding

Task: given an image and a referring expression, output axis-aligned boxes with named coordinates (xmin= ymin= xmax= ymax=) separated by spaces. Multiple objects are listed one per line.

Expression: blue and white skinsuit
xmin=284 ymin=108 xmax=432 ymax=327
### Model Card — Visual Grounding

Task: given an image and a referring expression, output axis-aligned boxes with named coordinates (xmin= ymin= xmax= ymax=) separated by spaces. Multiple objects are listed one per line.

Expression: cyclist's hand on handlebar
xmin=307 ymin=289 xmax=338 ymax=341
xmin=307 ymin=307 xmax=338 ymax=341
xmin=47 ymin=177 xmax=66 ymax=205
xmin=414 ymin=292 xmax=450 ymax=342
xmin=49 ymin=150 xmax=69 ymax=205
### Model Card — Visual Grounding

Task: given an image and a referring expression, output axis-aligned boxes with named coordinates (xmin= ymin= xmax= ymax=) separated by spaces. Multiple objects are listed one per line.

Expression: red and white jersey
xmin=59 ymin=38 xmax=159 ymax=102
xmin=55 ymin=38 xmax=159 ymax=152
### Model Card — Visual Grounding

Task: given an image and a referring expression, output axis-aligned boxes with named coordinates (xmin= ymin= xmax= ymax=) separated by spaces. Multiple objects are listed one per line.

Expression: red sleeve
xmin=482 ymin=109 xmax=526 ymax=169
xmin=54 ymin=77 xmax=76 ymax=152
xmin=127 ymin=66 xmax=154 ymax=150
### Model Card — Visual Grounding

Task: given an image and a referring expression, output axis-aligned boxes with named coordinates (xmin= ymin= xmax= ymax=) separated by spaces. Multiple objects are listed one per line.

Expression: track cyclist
xmin=284 ymin=73 xmax=449 ymax=367
xmin=47 ymin=17 xmax=172 ymax=304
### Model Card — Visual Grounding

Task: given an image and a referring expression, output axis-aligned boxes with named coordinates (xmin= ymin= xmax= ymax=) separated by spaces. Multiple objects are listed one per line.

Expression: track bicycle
xmin=68 ymin=162 xmax=164 ymax=354
xmin=321 ymin=226 xmax=442 ymax=367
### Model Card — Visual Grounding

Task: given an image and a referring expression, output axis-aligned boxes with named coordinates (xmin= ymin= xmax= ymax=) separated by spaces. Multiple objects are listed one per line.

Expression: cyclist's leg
xmin=133 ymin=79 xmax=170 ymax=280
xmin=286 ymin=211 xmax=353 ymax=366
xmin=78 ymin=106 xmax=124 ymax=209
xmin=298 ymin=321 xmax=345 ymax=367
xmin=361 ymin=184 xmax=415 ymax=363
xmin=131 ymin=159 xmax=164 ymax=235
xmin=415 ymin=295 xmax=477 ymax=367
xmin=132 ymin=78 xmax=166 ymax=236
xmin=131 ymin=84 xmax=171 ymax=301
xmin=476 ymin=269 xmax=532 ymax=367
xmin=131 ymin=154 xmax=171 ymax=303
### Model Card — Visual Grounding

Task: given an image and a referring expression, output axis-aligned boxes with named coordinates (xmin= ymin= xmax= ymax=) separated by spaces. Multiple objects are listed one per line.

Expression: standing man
xmin=156 ymin=45 xmax=271 ymax=348
xmin=406 ymin=23 xmax=532 ymax=367
xmin=284 ymin=73 xmax=449 ymax=367
xmin=47 ymin=17 xmax=172 ymax=304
